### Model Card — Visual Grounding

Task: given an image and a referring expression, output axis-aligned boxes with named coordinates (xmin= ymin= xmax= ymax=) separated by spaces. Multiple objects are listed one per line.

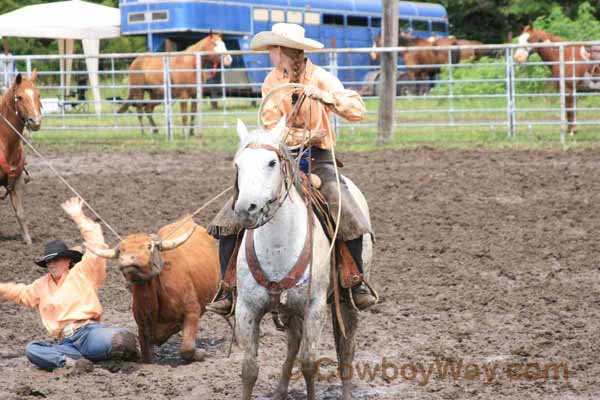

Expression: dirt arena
xmin=0 ymin=148 xmax=598 ymax=400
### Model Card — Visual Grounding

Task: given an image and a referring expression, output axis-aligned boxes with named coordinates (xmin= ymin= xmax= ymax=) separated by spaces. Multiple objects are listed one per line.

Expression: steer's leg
xmin=180 ymin=312 xmax=205 ymax=362
xmin=237 ymin=301 xmax=264 ymax=400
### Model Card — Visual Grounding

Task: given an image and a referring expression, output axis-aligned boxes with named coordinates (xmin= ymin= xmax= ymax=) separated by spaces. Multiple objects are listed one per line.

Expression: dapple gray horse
xmin=232 ymin=117 xmax=373 ymax=400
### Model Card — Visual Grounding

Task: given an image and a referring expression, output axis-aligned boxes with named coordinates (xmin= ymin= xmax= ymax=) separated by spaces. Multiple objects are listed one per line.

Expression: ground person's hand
xmin=61 ymin=197 xmax=85 ymax=220
xmin=303 ymin=85 xmax=334 ymax=104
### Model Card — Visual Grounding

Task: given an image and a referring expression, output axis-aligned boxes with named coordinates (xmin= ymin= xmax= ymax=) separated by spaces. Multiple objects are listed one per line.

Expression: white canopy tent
xmin=0 ymin=0 xmax=121 ymax=115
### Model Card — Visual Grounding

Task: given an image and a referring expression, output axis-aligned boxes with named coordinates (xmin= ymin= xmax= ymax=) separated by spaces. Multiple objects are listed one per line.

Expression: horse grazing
xmin=371 ymin=32 xmax=461 ymax=95
xmin=232 ymin=118 xmax=373 ymax=400
xmin=0 ymin=71 xmax=41 ymax=245
xmin=118 ymin=33 xmax=232 ymax=136
xmin=514 ymin=25 xmax=600 ymax=135
xmin=398 ymin=32 xmax=460 ymax=95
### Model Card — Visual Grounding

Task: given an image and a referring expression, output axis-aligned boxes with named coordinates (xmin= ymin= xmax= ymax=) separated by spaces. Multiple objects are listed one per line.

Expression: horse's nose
xmin=248 ymin=203 xmax=257 ymax=213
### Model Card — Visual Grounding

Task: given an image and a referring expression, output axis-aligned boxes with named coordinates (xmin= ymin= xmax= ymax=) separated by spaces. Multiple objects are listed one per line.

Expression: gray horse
xmin=232 ymin=118 xmax=373 ymax=400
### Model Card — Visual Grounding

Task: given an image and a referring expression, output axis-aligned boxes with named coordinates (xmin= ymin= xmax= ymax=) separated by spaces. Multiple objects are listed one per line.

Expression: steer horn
xmin=160 ymin=226 xmax=196 ymax=251
xmin=85 ymin=244 xmax=119 ymax=259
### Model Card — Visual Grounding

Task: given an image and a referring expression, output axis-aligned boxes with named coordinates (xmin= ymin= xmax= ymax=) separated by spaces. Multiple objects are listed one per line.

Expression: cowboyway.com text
xmin=291 ymin=358 xmax=569 ymax=385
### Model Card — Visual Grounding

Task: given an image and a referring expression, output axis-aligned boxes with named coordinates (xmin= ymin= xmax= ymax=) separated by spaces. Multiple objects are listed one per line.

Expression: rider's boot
xmin=206 ymin=234 xmax=239 ymax=316
xmin=345 ymin=236 xmax=377 ymax=310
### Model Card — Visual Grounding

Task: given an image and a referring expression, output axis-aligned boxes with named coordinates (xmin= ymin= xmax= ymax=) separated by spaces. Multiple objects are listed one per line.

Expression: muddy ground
xmin=0 ymin=148 xmax=598 ymax=400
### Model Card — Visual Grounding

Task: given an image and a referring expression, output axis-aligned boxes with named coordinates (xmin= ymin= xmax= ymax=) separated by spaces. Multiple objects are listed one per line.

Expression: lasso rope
xmin=0 ymin=112 xmax=123 ymax=241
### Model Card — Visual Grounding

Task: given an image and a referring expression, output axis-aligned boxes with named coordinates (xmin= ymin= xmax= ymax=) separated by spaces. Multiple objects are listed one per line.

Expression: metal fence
xmin=4 ymin=41 xmax=600 ymax=147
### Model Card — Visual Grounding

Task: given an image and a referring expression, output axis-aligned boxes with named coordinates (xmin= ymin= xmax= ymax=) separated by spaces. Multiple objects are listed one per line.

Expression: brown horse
xmin=371 ymin=32 xmax=460 ymax=95
xmin=514 ymin=25 xmax=600 ymax=135
xmin=118 ymin=33 xmax=232 ymax=136
xmin=0 ymin=71 xmax=41 ymax=244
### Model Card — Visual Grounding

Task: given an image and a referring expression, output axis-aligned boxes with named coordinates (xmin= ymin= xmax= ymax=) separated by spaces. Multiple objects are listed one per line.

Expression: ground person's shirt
xmin=0 ymin=216 xmax=108 ymax=337
xmin=261 ymin=58 xmax=366 ymax=149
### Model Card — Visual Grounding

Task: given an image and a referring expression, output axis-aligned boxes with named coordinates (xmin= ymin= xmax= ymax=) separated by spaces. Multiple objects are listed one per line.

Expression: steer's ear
xmin=236 ymin=119 xmax=249 ymax=142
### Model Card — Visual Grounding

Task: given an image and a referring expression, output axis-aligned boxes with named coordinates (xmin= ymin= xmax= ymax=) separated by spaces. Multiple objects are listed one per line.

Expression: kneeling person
xmin=0 ymin=197 xmax=138 ymax=371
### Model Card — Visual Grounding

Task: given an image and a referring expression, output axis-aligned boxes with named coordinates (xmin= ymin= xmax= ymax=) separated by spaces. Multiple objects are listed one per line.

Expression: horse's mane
xmin=530 ymin=29 xmax=566 ymax=43
xmin=0 ymin=84 xmax=14 ymax=110
xmin=185 ymin=35 xmax=215 ymax=52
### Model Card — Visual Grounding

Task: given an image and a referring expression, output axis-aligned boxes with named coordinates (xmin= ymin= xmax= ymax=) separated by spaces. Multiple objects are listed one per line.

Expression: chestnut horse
xmin=118 ymin=33 xmax=232 ymax=136
xmin=370 ymin=32 xmax=460 ymax=95
xmin=0 ymin=71 xmax=41 ymax=244
xmin=514 ymin=25 xmax=600 ymax=135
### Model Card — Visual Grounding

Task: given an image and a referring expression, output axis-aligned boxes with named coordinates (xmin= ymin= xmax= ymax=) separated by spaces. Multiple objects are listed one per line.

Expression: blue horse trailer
xmin=119 ymin=0 xmax=450 ymax=93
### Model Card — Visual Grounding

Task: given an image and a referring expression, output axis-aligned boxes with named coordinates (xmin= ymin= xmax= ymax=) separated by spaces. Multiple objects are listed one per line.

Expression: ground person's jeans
xmin=25 ymin=323 xmax=128 ymax=371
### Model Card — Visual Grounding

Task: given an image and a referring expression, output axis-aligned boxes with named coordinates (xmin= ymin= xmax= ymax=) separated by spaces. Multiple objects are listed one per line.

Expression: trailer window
xmin=399 ymin=18 xmax=410 ymax=32
xmin=371 ymin=17 xmax=381 ymax=27
xmin=348 ymin=16 xmax=368 ymax=27
xmin=287 ymin=11 xmax=302 ymax=24
xmin=413 ymin=20 xmax=430 ymax=32
xmin=323 ymin=14 xmax=344 ymax=25
xmin=253 ymin=8 xmax=269 ymax=22
xmin=432 ymin=21 xmax=447 ymax=33
xmin=152 ymin=11 xmax=168 ymax=22
xmin=271 ymin=10 xmax=285 ymax=22
xmin=128 ymin=12 xmax=146 ymax=24
xmin=305 ymin=12 xmax=320 ymax=25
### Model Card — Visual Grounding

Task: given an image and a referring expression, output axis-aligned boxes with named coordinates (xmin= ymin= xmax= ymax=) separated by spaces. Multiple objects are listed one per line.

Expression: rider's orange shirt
xmin=0 ymin=216 xmax=108 ymax=338
xmin=261 ymin=59 xmax=366 ymax=149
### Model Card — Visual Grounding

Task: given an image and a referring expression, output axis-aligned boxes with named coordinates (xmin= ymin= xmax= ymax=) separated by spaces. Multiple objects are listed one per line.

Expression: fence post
xmin=558 ymin=44 xmax=567 ymax=144
xmin=505 ymin=47 xmax=516 ymax=138
xmin=195 ymin=53 xmax=203 ymax=141
xmin=571 ymin=46 xmax=577 ymax=130
xmin=377 ymin=0 xmax=398 ymax=146
xmin=220 ymin=54 xmax=227 ymax=125
xmin=111 ymin=57 xmax=117 ymax=127
xmin=163 ymin=55 xmax=173 ymax=141
xmin=447 ymin=48 xmax=454 ymax=126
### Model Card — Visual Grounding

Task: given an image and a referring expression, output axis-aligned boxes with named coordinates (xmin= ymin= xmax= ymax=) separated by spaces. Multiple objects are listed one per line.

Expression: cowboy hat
xmin=35 ymin=240 xmax=83 ymax=268
xmin=251 ymin=23 xmax=324 ymax=51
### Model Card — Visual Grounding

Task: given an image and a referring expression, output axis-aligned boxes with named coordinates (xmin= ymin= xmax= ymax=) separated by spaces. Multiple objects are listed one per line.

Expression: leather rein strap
xmin=244 ymin=142 xmax=314 ymax=306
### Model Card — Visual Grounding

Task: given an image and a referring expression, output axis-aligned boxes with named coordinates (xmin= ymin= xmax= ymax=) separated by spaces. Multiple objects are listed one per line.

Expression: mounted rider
xmin=207 ymin=23 xmax=378 ymax=315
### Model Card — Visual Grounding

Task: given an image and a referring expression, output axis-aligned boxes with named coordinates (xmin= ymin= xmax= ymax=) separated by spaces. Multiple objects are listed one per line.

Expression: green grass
xmin=31 ymin=79 xmax=600 ymax=154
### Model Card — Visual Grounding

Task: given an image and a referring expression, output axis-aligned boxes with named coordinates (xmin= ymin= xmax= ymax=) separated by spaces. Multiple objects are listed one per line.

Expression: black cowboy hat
xmin=34 ymin=240 xmax=83 ymax=268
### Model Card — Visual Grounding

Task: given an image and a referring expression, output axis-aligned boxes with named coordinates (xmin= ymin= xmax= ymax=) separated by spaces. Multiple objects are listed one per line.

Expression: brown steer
xmin=87 ymin=217 xmax=219 ymax=363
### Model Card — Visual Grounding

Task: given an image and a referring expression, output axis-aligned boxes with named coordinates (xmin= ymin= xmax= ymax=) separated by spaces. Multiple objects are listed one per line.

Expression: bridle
xmin=235 ymin=142 xmax=297 ymax=230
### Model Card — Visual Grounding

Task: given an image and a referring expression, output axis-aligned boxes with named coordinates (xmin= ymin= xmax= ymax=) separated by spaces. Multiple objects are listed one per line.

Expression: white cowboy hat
xmin=251 ymin=23 xmax=324 ymax=51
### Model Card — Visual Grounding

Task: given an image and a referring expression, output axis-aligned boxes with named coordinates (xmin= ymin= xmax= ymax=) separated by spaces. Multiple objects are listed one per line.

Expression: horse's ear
xmin=236 ymin=119 xmax=249 ymax=142
xmin=30 ymin=68 xmax=38 ymax=82
xmin=269 ymin=115 xmax=287 ymax=143
xmin=15 ymin=73 xmax=22 ymax=86
xmin=209 ymin=29 xmax=213 ymax=38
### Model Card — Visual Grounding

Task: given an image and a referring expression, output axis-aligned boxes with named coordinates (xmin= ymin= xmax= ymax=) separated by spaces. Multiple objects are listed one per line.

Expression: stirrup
xmin=348 ymin=281 xmax=379 ymax=311
xmin=207 ymin=282 xmax=236 ymax=317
